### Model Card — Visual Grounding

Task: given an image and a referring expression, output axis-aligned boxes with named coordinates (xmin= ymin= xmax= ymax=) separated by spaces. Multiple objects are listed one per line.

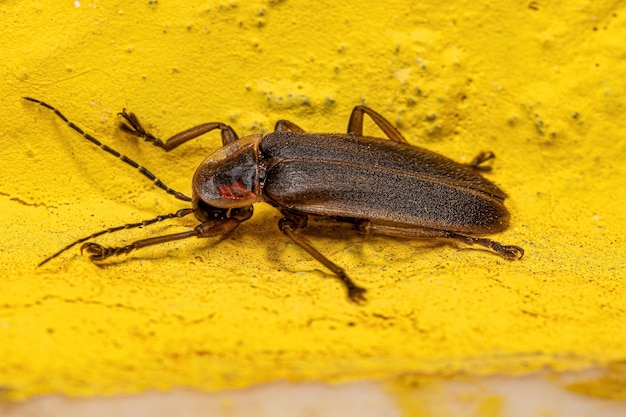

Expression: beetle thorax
xmin=192 ymin=134 xmax=264 ymax=209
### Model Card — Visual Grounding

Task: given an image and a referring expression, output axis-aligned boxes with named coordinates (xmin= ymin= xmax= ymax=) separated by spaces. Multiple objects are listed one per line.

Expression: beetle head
xmin=192 ymin=134 xmax=264 ymax=214
xmin=192 ymin=198 xmax=254 ymax=223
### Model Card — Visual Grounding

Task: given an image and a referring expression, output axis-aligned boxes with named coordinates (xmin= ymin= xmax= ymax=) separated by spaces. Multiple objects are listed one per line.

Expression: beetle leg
xmin=80 ymin=218 xmax=241 ymax=262
xmin=118 ymin=109 xmax=240 ymax=149
xmin=347 ymin=106 xmax=408 ymax=143
xmin=38 ymin=208 xmax=195 ymax=267
xmin=446 ymin=233 xmax=524 ymax=260
xmin=468 ymin=151 xmax=496 ymax=172
xmin=278 ymin=214 xmax=367 ymax=304
xmin=274 ymin=119 xmax=305 ymax=132
xmin=357 ymin=221 xmax=524 ymax=260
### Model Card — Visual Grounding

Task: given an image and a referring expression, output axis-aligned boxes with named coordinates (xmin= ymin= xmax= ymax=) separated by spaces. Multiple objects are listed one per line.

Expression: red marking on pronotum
xmin=218 ymin=181 xmax=257 ymax=199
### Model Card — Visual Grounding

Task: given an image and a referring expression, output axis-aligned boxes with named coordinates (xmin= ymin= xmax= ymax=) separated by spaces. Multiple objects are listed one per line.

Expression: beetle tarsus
xmin=118 ymin=109 xmax=166 ymax=149
xmin=80 ymin=242 xmax=129 ymax=261
xmin=499 ymin=245 xmax=525 ymax=260
xmin=448 ymin=233 xmax=524 ymax=260
xmin=344 ymin=280 xmax=368 ymax=304
xmin=468 ymin=151 xmax=495 ymax=172
xmin=478 ymin=240 xmax=524 ymax=260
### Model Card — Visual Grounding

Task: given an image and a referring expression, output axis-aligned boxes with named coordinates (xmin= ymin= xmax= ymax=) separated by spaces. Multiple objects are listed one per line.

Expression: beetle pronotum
xmin=25 ymin=97 xmax=523 ymax=303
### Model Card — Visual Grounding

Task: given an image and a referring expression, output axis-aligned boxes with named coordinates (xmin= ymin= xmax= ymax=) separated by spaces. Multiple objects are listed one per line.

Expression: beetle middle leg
xmin=347 ymin=106 xmax=408 ymax=143
xmin=278 ymin=211 xmax=367 ymax=303
xmin=347 ymin=106 xmax=499 ymax=173
xmin=468 ymin=151 xmax=496 ymax=172
xmin=274 ymin=119 xmax=305 ymax=132
xmin=274 ymin=105 xmax=408 ymax=143
xmin=444 ymin=233 xmax=524 ymax=260
xmin=356 ymin=221 xmax=524 ymax=260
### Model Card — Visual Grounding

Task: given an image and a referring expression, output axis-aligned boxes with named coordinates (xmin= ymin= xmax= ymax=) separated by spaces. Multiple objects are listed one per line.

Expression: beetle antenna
xmin=23 ymin=97 xmax=192 ymax=202
xmin=38 ymin=208 xmax=195 ymax=266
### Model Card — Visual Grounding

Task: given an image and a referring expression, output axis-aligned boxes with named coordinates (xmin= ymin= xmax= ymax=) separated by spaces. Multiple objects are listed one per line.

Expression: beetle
xmin=25 ymin=97 xmax=524 ymax=303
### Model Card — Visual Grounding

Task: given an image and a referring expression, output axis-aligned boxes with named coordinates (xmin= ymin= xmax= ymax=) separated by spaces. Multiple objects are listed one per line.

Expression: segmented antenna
xmin=38 ymin=208 xmax=195 ymax=266
xmin=23 ymin=97 xmax=192 ymax=202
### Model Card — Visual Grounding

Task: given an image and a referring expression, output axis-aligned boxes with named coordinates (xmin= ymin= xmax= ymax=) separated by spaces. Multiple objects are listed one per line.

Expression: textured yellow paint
xmin=1 ymin=0 xmax=625 ymax=403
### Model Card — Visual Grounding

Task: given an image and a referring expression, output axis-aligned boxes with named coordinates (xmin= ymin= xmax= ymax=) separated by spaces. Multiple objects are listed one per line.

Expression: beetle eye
xmin=192 ymin=198 xmax=229 ymax=222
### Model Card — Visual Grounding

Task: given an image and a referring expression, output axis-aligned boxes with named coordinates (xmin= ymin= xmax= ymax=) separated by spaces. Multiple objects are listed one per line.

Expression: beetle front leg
xmin=278 ymin=214 xmax=367 ymax=304
xmin=81 ymin=218 xmax=241 ymax=261
xmin=119 ymin=110 xmax=240 ymax=149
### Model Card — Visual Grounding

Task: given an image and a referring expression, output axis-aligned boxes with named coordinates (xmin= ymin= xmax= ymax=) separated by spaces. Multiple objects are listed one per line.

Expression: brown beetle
xmin=25 ymin=97 xmax=523 ymax=303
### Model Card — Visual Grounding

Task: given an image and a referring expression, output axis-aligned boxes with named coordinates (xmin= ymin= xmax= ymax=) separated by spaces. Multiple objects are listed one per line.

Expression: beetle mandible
xmin=25 ymin=97 xmax=524 ymax=303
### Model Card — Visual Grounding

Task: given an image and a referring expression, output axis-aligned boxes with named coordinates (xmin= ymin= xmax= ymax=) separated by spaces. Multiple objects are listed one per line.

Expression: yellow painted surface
xmin=1 ymin=0 xmax=625 ymax=404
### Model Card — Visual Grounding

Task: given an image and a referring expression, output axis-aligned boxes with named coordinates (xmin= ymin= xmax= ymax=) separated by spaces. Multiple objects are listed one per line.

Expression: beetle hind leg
xmin=357 ymin=221 xmax=524 ymax=260
xmin=446 ymin=232 xmax=524 ymax=260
